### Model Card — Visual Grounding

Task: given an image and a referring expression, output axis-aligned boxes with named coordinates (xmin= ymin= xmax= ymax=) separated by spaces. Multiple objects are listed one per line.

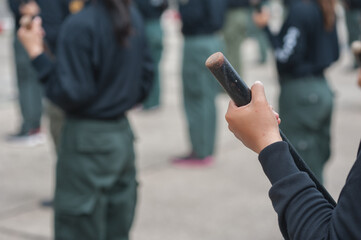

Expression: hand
xmin=225 ymin=81 xmax=282 ymax=154
xmin=19 ymin=0 xmax=40 ymax=17
xmin=253 ymin=9 xmax=270 ymax=28
xmin=358 ymin=69 xmax=361 ymax=88
xmin=17 ymin=17 xmax=45 ymax=59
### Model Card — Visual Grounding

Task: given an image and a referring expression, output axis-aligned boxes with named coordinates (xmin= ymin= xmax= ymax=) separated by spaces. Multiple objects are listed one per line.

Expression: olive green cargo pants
xmin=143 ymin=19 xmax=163 ymax=109
xmin=13 ymin=36 xmax=43 ymax=133
xmin=223 ymin=8 xmax=248 ymax=75
xmin=54 ymin=117 xmax=137 ymax=240
xmin=279 ymin=77 xmax=334 ymax=183
xmin=182 ymin=34 xmax=223 ymax=158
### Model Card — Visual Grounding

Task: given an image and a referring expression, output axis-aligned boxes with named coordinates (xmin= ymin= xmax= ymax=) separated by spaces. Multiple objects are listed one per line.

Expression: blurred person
xmin=253 ymin=0 xmax=339 ymax=183
xmin=7 ymin=0 xmax=44 ymax=146
xmin=172 ymin=0 xmax=227 ymax=166
xmin=246 ymin=1 xmax=269 ymax=64
xmin=135 ymin=0 xmax=168 ymax=110
xmin=18 ymin=0 xmax=153 ymax=239
xmin=226 ymin=81 xmax=361 ymax=240
xmin=223 ymin=0 xmax=267 ymax=75
xmin=342 ymin=0 xmax=361 ymax=69
xmin=33 ymin=0 xmax=87 ymax=208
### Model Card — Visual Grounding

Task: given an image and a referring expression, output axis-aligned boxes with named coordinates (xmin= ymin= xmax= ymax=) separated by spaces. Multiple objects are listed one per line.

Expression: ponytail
xmin=317 ymin=0 xmax=336 ymax=31
xmin=103 ymin=0 xmax=132 ymax=45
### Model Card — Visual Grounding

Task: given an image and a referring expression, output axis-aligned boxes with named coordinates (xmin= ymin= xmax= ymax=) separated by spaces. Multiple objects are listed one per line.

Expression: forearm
xmin=259 ymin=142 xmax=335 ymax=239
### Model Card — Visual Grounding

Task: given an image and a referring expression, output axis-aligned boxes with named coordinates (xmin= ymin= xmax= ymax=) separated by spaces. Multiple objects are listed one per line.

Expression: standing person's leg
xmin=44 ymin=100 xmax=65 ymax=154
xmin=8 ymin=37 xmax=43 ymax=144
xmin=247 ymin=9 xmax=269 ymax=64
xmin=345 ymin=9 xmax=361 ymax=69
xmin=54 ymin=118 xmax=137 ymax=240
xmin=143 ymin=19 xmax=164 ymax=110
xmin=173 ymin=35 xmax=222 ymax=164
xmin=223 ymin=8 xmax=248 ymax=75
xmin=279 ymin=78 xmax=333 ymax=183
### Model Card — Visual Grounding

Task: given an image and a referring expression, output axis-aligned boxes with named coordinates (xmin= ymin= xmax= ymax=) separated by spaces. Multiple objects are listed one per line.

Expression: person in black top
xmin=7 ymin=0 xmax=44 ymax=145
xmin=223 ymin=0 xmax=268 ymax=75
xmin=253 ymin=0 xmax=339 ymax=183
xmin=135 ymin=0 xmax=168 ymax=110
xmin=342 ymin=0 xmax=361 ymax=69
xmin=171 ymin=0 xmax=226 ymax=166
xmin=18 ymin=0 xmax=153 ymax=238
xmin=225 ymin=81 xmax=361 ymax=240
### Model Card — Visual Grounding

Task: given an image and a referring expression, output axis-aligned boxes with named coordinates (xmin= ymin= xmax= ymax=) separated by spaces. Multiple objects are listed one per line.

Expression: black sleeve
xmin=264 ymin=4 xmax=313 ymax=73
xmin=32 ymin=21 xmax=97 ymax=113
xmin=259 ymin=141 xmax=361 ymax=240
xmin=8 ymin=0 xmax=22 ymax=25
xmin=344 ymin=0 xmax=361 ymax=8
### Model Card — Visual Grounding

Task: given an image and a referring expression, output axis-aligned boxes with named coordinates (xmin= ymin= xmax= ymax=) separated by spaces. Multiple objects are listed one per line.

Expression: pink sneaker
xmin=171 ymin=154 xmax=214 ymax=167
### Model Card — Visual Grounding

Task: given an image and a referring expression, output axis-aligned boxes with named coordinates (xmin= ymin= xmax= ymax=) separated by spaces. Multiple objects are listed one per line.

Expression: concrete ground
xmin=1 ymin=2 xmax=361 ymax=240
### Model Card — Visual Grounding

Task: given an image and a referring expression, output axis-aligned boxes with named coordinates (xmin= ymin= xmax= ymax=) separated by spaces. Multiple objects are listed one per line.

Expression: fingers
xmin=32 ymin=17 xmax=42 ymax=29
xmin=251 ymin=81 xmax=267 ymax=104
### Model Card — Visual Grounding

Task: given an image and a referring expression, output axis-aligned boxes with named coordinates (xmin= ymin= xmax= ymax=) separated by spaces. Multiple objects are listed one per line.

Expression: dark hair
xmin=103 ymin=0 xmax=132 ymax=45
xmin=317 ymin=0 xmax=336 ymax=31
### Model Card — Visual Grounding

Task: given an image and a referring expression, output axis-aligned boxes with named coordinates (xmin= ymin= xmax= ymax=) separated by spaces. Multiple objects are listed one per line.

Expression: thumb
xmin=251 ymin=81 xmax=267 ymax=104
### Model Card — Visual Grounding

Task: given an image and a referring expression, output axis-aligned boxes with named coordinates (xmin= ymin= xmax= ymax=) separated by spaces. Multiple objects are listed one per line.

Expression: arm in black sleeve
xmin=8 ymin=0 xmax=21 ymax=16
xmin=263 ymin=3 xmax=313 ymax=74
xmin=259 ymin=141 xmax=361 ymax=240
xmin=32 ymin=21 xmax=97 ymax=113
xmin=8 ymin=0 xmax=22 ymax=26
xmin=345 ymin=0 xmax=361 ymax=8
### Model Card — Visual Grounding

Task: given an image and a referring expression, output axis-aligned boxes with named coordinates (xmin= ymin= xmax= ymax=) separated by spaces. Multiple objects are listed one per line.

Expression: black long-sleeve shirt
xmin=178 ymin=0 xmax=227 ymax=36
xmin=32 ymin=2 xmax=154 ymax=119
xmin=227 ymin=0 xmax=266 ymax=9
xmin=343 ymin=0 xmax=361 ymax=9
xmin=264 ymin=0 xmax=339 ymax=79
xmin=134 ymin=0 xmax=168 ymax=20
xmin=259 ymin=141 xmax=361 ymax=239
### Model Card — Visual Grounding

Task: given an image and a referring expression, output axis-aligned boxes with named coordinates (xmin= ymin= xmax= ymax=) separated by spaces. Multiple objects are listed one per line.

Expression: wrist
xmin=257 ymin=134 xmax=283 ymax=154
xmin=28 ymin=46 xmax=43 ymax=59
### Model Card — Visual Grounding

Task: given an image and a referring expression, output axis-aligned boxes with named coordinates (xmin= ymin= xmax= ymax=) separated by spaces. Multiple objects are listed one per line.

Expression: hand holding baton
xmin=206 ymin=52 xmax=337 ymax=207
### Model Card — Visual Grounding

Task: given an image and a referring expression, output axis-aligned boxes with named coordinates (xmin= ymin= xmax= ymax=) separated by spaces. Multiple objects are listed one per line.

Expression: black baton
xmin=206 ymin=52 xmax=337 ymax=207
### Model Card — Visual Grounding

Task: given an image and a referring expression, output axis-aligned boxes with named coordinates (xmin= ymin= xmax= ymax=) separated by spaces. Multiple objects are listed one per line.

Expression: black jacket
xmin=259 ymin=141 xmax=361 ymax=239
xmin=135 ymin=0 xmax=168 ymax=20
xmin=32 ymin=2 xmax=154 ymax=119
xmin=264 ymin=0 xmax=339 ymax=79
xmin=227 ymin=0 xmax=266 ymax=9
xmin=178 ymin=0 xmax=227 ymax=36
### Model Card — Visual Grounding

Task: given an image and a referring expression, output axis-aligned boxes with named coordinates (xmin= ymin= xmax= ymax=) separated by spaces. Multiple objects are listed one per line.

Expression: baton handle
xmin=206 ymin=52 xmax=336 ymax=207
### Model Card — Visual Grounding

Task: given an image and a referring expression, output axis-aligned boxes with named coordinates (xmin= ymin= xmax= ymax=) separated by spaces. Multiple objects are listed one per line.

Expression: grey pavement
xmin=1 ymin=2 xmax=361 ymax=240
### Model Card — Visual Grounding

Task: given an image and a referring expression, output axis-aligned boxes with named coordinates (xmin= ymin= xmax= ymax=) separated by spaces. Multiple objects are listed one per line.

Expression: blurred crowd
xmin=0 ymin=0 xmax=361 ymax=239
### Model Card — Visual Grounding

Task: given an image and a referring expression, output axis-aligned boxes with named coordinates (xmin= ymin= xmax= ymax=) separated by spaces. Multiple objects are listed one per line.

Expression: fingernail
xmin=255 ymin=81 xmax=263 ymax=85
